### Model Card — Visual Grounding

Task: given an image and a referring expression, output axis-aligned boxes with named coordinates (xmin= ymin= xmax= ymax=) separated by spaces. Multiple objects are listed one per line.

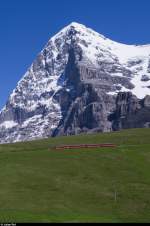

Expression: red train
xmin=54 ymin=144 xmax=117 ymax=150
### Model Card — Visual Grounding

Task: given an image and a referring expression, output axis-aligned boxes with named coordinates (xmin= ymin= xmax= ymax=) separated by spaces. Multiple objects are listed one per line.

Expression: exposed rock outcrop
xmin=110 ymin=93 xmax=150 ymax=130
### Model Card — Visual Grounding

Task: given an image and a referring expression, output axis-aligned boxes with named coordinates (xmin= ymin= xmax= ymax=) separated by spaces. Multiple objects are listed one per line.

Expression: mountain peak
xmin=55 ymin=21 xmax=89 ymax=36
xmin=68 ymin=21 xmax=85 ymax=28
xmin=51 ymin=21 xmax=107 ymax=48
xmin=0 ymin=22 xmax=150 ymax=143
xmin=65 ymin=22 xmax=104 ymax=37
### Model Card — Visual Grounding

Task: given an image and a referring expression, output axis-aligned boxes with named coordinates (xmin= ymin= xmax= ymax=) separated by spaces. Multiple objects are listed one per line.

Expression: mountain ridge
xmin=0 ymin=22 xmax=150 ymax=143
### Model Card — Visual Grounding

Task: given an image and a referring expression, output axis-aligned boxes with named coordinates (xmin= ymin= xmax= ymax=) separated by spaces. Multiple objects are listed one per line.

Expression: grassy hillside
xmin=0 ymin=128 xmax=150 ymax=223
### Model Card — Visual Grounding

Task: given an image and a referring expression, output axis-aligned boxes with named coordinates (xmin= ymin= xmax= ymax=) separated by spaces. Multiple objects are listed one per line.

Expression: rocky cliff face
xmin=110 ymin=93 xmax=150 ymax=130
xmin=0 ymin=22 xmax=150 ymax=143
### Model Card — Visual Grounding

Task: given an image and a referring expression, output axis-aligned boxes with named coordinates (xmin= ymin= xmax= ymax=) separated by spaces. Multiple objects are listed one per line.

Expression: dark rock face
xmin=148 ymin=59 xmax=150 ymax=73
xmin=52 ymin=47 xmax=114 ymax=136
xmin=53 ymin=85 xmax=112 ymax=136
xmin=141 ymin=75 xmax=150 ymax=82
xmin=143 ymin=95 xmax=150 ymax=108
xmin=110 ymin=93 xmax=150 ymax=130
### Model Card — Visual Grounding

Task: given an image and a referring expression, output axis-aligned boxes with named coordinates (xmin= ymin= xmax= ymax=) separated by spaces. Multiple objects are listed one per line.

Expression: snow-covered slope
xmin=64 ymin=23 xmax=150 ymax=98
xmin=49 ymin=22 xmax=150 ymax=99
xmin=0 ymin=22 xmax=150 ymax=143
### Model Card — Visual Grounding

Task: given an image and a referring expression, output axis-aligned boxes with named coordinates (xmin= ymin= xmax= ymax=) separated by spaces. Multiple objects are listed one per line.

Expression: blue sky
xmin=0 ymin=0 xmax=150 ymax=109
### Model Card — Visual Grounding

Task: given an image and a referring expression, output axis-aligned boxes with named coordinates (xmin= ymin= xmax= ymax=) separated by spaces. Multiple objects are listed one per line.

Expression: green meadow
xmin=0 ymin=128 xmax=150 ymax=223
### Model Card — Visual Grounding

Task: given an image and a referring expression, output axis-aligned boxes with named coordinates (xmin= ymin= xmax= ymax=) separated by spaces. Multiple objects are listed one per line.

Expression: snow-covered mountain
xmin=0 ymin=22 xmax=150 ymax=143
